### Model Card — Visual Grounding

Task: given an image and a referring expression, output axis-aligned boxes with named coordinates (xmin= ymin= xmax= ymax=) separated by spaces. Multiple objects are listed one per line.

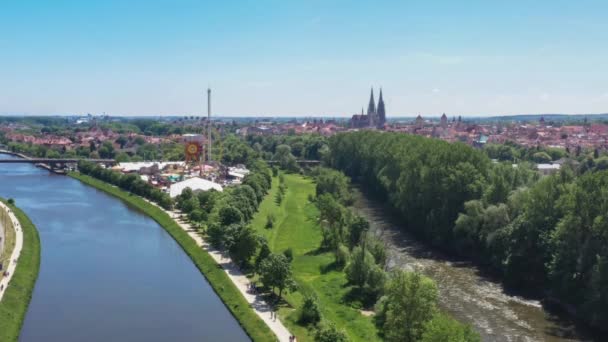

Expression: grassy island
xmin=249 ymin=174 xmax=379 ymax=342
xmin=0 ymin=198 xmax=41 ymax=342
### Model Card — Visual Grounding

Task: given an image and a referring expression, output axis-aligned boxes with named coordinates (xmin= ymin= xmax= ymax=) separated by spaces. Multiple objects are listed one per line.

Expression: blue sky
xmin=1 ymin=0 xmax=607 ymax=117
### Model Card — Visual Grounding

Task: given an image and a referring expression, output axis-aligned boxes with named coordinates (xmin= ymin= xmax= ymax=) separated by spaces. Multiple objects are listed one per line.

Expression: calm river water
xmin=353 ymin=190 xmax=595 ymax=342
xmin=0 ymin=154 xmax=249 ymax=342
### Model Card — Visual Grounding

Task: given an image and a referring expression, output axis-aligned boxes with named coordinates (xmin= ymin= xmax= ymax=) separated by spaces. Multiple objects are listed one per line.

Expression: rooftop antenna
xmin=207 ymin=88 xmax=212 ymax=163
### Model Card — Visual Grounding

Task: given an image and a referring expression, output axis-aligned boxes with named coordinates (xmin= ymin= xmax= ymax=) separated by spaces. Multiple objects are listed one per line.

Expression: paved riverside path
xmin=0 ymin=202 xmax=24 ymax=301
xmin=161 ymin=208 xmax=293 ymax=342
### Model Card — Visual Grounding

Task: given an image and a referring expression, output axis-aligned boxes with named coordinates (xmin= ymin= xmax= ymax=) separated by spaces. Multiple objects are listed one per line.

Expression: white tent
xmin=118 ymin=161 xmax=184 ymax=172
xmin=169 ymin=177 xmax=223 ymax=198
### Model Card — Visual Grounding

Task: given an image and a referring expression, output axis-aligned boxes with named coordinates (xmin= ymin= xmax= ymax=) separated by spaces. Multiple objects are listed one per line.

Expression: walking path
xmin=162 ymin=208 xmax=293 ymax=342
xmin=0 ymin=201 xmax=24 ymax=301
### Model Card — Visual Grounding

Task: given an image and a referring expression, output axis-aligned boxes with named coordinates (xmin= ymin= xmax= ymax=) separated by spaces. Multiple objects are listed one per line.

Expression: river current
xmin=353 ymin=190 xmax=594 ymax=342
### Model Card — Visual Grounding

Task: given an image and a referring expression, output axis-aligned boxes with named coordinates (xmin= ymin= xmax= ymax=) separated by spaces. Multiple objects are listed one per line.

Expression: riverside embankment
xmin=0 ymin=198 xmax=40 ymax=341
xmin=0 ymin=153 xmax=252 ymax=341
xmin=69 ymin=172 xmax=279 ymax=342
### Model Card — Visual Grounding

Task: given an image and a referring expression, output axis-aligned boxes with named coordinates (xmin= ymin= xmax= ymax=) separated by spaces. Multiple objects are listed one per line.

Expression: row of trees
xmin=310 ymin=167 xmax=479 ymax=341
xmin=328 ymin=131 xmax=608 ymax=332
xmin=172 ymin=161 xmax=299 ymax=301
xmin=78 ymin=160 xmax=173 ymax=209
xmin=2 ymin=135 xmax=186 ymax=162
xmin=246 ymin=133 xmax=329 ymax=161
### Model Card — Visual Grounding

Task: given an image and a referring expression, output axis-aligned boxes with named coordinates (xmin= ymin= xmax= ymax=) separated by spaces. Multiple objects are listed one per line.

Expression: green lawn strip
xmin=0 ymin=207 xmax=17 ymax=269
xmin=250 ymin=174 xmax=380 ymax=342
xmin=0 ymin=198 xmax=41 ymax=342
xmin=69 ymin=173 xmax=276 ymax=342
xmin=249 ymin=176 xmax=283 ymax=248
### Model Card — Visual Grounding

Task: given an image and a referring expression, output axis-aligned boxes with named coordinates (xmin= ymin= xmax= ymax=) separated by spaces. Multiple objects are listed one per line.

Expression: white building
xmin=537 ymin=163 xmax=561 ymax=175
xmin=169 ymin=177 xmax=223 ymax=198
xmin=118 ymin=162 xmax=184 ymax=173
xmin=227 ymin=166 xmax=250 ymax=179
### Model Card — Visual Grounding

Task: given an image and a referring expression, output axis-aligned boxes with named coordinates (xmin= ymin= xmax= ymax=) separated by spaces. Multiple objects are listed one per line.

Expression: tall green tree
xmin=376 ymin=271 xmax=438 ymax=342
xmin=259 ymin=253 xmax=296 ymax=299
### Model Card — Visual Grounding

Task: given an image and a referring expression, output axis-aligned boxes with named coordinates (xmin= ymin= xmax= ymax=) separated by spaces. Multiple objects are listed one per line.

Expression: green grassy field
xmin=69 ymin=173 xmax=277 ymax=342
xmin=0 ymin=199 xmax=41 ymax=342
xmin=250 ymin=174 xmax=380 ymax=342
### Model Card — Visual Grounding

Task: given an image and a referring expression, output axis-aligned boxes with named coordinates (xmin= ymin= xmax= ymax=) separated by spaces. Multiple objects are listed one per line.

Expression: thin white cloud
xmin=416 ymin=53 xmax=464 ymax=65
xmin=539 ymin=92 xmax=550 ymax=101
xmin=432 ymin=88 xmax=440 ymax=93
xmin=246 ymin=81 xmax=273 ymax=88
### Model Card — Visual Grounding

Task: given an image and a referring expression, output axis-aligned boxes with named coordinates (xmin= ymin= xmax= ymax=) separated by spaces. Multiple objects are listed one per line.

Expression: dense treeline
xmin=484 ymin=142 xmax=568 ymax=163
xmin=329 ymin=131 xmax=493 ymax=246
xmin=328 ymin=131 xmax=608 ymax=332
xmin=246 ymin=133 xmax=329 ymax=161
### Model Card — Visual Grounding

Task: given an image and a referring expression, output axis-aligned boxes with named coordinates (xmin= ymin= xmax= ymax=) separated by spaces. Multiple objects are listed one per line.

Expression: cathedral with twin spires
xmin=350 ymin=88 xmax=387 ymax=129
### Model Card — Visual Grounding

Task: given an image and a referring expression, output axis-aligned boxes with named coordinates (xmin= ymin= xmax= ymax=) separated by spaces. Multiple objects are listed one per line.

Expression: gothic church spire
xmin=367 ymin=88 xmax=376 ymax=116
xmin=377 ymin=88 xmax=386 ymax=128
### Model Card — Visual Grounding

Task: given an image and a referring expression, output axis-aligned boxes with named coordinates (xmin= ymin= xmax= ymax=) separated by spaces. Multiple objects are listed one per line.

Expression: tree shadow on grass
xmin=342 ymin=286 xmax=377 ymax=310
xmin=319 ymin=260 xmax=343 ymax=274
xmin=304 ymin=245 xmax=329 ymax=256
xmin=257 ymin=287 xmax=293 ymax=309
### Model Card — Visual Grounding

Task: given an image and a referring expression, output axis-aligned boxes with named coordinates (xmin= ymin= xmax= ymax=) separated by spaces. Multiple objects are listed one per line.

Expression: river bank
xmin=69 ymin=172 xmax=277 ymax=342
xmin=0 ymin=200 xmax=23 ymax=301
xmin=159 ymin=199 xmax=293 ymax=342
xmin=1 ymin=154 xmax=249 ymax=341
xmin=352 ymin=189 xmax=595 ymax=342
xmin=0 ymin=198 xmax=41 ymax=342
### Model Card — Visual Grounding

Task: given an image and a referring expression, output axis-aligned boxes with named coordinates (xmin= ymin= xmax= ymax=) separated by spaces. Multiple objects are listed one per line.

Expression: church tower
xmin=367 ymin=88 xmax=376 ymax=126
xmin=440 ymin=113 xmax=448 ymax=128
xmin=377 ymin=88 xmax=386 ymax=128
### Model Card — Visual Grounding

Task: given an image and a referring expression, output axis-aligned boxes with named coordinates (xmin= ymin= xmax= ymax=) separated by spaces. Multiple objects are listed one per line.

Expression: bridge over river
xmin=0 ymin=151 xmax=115 ymax=173
xmin=0 ymin=158 xmax=114 ymax=164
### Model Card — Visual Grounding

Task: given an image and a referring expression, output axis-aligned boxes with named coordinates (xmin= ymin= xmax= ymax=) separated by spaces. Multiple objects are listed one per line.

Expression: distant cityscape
xmin=3 ymin=93 xmax=608 ymax=153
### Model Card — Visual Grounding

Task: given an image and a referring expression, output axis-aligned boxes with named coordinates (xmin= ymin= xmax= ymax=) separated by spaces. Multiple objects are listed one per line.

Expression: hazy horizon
xmin=2 ymin=112 xmax=608 ymax=120
xmin=1 ymin=1 xmax=607 ymax=117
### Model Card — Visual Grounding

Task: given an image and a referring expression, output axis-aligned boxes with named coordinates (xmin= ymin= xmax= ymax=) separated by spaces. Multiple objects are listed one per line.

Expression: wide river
xmin=0 ymin=154 xmax=249 ymax=341
xmin=353 ymin=190 xmax=595 ymax=342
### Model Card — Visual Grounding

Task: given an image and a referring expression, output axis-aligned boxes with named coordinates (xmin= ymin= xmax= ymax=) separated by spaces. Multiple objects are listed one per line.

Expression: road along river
xmin=0 ymin=154 xmax=249 ymax=342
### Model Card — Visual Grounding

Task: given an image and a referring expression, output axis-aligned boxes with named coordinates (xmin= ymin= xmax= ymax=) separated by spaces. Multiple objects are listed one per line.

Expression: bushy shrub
xmin=283 ymin=247 xmax=294 ymax=263
xmin=265 ymin=213 xmax=275 ymax=229
xmin=335 ymin=244 xmax=350 ymax=268
xmin=299 ymin=295 xmax=321 ymax=325
xmin=314 ymin=321 xmax=348 ymax=342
